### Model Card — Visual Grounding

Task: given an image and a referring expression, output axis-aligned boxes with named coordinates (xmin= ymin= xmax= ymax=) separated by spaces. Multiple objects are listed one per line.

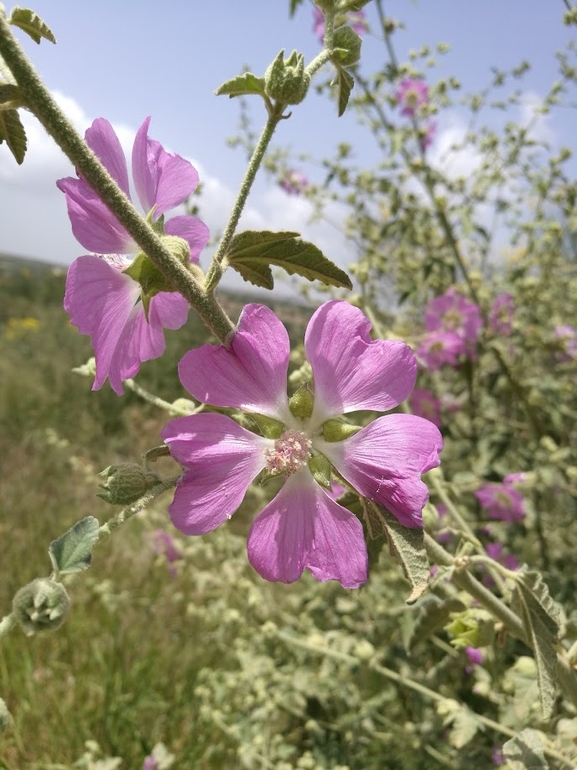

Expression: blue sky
xmin=1 ymin=0 xmax=575 ymax=281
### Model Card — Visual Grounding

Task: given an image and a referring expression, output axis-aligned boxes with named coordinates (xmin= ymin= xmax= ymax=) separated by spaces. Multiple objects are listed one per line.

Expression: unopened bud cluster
xmin=265 ymin=50 xmax=310 ymax=105
xmin=98 ymin=463 xmax=159 ymax=505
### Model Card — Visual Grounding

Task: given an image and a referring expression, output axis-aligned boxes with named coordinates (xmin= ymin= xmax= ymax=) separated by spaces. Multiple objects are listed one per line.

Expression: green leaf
xmin=289 ymin=0 xmax=305 ymax=17
xmin=49 ymin=516 xmax=100 ymax=575
xmin=0 ymin=108 xmax=26 ymax=164
xmin=502 ymin=729 xmax=548 ymax=770
xmin=364 ymin=501 xmax=429 ymax=604
xmin=332 ymin=64 xmax=354 ymax=117
xmin=0 ymin=83 xmax=22 ymax=107
xmin=448 ymin=708 xmax=481 ymax=749
xmin=215 ymin=72 xmax=266 ymax=99
xmin=511 ymin=566 xmax=561 ymax=720
xmin=9 ymin=7 xmax=56 ymax=44
xmin=227 ymin=230 xmax=352 ymax=290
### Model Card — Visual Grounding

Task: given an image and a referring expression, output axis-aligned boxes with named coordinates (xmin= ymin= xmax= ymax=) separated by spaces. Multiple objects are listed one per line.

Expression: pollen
xmin=264 ymin=429 xmax=312 ymax=477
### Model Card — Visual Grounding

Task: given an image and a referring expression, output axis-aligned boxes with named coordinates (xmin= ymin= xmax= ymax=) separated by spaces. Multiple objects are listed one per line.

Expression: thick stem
xmin=0 ymin=16 xmax=233 ymax=342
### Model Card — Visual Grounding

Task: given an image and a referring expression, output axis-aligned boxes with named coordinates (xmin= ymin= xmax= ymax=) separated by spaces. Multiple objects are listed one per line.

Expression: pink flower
xmin=486 ymin=542 xmax=519 ymax=571
xmin=152 ymin=529 xmax=182 ymax=576
xmin=279 ymin=169 xmax=309 ymax=195
xmin=421 ymin=288 xmax=483 ymax=365
xmin=489 ymin=293 xmax=514 ymax=336
xmin=58 ymin=117 xmax=209 ymax=395
xmin=416 ymin=330 xmax=463 ymax=370
xmin=409 ymin=388 xmax=442 ymax=428
xmin=313 ymin=7 xmax=367 ymax=44
xmin=554 ymin=324 xmax=577 ymax=361
xmin=475 ymin=481 xmax=525 ymax=523
xmin=395 ymin=78 xmax=429 ymax=117
xmin=465 ymin=646 xmax=484 ymax=669
xmin=161 ymin=301 xmax=443 ymax=588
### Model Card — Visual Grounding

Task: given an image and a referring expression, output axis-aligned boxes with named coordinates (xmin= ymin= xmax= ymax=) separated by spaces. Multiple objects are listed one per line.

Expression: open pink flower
xmin=416 ymin=330 xmax=463 ymax=370
xmin=419 ymin=288 xmax=483 ymax=367
xmin=409 ymin=388 xmax=442 ymax=428
xmin=475 ymin=481 xmax=525 ymax=523
xmin=58 ymin=117 xmax=209 ymax=394
xmin=395 ymin=78 xmax=429 ymax=117
xmin=161 ymin=301 xmax=442 ymax=589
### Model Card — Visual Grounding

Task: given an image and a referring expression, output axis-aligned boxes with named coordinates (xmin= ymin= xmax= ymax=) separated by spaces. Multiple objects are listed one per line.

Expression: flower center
xmin=264 ymin=429 xmax=312 ymax=477
xmin=101 ymin=253 xmax=132 ymax=271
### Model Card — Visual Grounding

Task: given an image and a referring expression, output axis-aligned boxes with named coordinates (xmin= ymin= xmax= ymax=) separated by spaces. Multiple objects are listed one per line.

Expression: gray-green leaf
xmin=215 ymin=72 xmax=266 ymax=99
xmin=502 ymin=728 xmax=549 ymax=770
xmin=49 ymin=516 xmax=100 ymax=575
xmin=227 ymin=230 xmax=352 ymax=290
xmin=0 ymin=108 xmax=26 ymax=164
xmin=9 ymin=7 xmax=56 ymax=44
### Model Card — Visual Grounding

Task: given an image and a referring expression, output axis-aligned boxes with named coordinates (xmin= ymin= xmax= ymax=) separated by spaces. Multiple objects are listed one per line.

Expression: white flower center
xmin=264 ymin=429 xmax=312 ymax=477
xmin=100 ymin=253 xmax=132 ymax=271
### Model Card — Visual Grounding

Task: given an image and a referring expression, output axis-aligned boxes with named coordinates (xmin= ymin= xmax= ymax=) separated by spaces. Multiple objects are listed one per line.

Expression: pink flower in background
xmin=475 ymin=480 xmax=525 ymax=523
xmin=465 ymin=646 xmax=484 ymax=671
xmin=486 ymin=542 xmax=520 ymax=574
xmin=421 ymin=120 xmax=437 ymax=149
xmin=395 ymin=78 xmax=429 ymax=117
xmin=554 ymin=324 xmax=577 ymax=361
xmin=161 ymin=301 xmax=442 ymax=588
xmin=313 ymin=7 xmax=367 ymax=45
xmin=417 ymin=330 xmax=463 ymax=370
xmin=58 ymin=117 xmax=209 ymax=395
xmin=422 ymin=287 xmax=483 ymax=364
xmin=279 ymin=169 xmax=309 ymax=195
xmin=152 ymin=529 xmax=182 ymax=576
xmin=489 ymin=293 xmax=514 ymax=335
xmin=409 ymin=388 xmax=442 ymax=428
xmin=142 ymin=757 xmax=158 ymax=770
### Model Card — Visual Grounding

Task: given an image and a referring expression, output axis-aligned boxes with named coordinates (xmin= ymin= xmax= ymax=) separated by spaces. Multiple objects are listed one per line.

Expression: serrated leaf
xmin=0 ymin=108 xmax=26 ymax=164
xmin=215 ymin=72 xmax=266 ymax=99
xmin=502 ymin=729 xmax=549 ymax=770
xmin=511 ymin=568 xmax=560 ymax=720
xmin=448 ymin=708 xmax=481 ymax=749
xmin=333 ymin=64 xmax=354 ymax=117
xmin=49 ymin=516 xmax=100 ymax=575
xmin=289 ymin=0 xmax=305 ymax=16
xmin=406 ymin=595 xmax=467 ymax=652
xmin=227 ymin=230 xmax=352 ymax=290
xmin=9 ymin=7 xmax=56 ymax=44
xmin=365 ymin=502 xmax=429 ymax=604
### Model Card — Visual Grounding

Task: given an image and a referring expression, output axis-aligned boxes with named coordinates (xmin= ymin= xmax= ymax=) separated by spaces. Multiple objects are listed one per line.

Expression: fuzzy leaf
xmin=215 ymin=72 xmax=266 ymax=99
xmin=49 ymin=516 xmax=100 ymax=575
xmin=406 ymin=595 xmax=467 ymax=652
xmin=365 ymin=502 xmax=429 ymax=604
xmin=0 ymin=83 xmax=22 ymax=107
xmin=333 ymin=64 xmax=354 ymax=117
xmin=511 ymin=567 xmax=560 ymax=721
xmin=448 ymin=708 xmax=481 ymax=750
xmin=9 ymin=7 xmax=56 ymax=44
xmin=227 ymin=230 xmax=352 ymax=290
xmin=502 ymin=729 xmax=548 ymax=770
xmin=0 ymin=108 xmax=26 ymax=164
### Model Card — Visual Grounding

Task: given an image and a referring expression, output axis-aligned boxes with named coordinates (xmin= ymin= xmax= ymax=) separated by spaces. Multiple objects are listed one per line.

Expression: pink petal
xmin=305 ymin=301 xmax=417 ymax=426
xmin=178 ymin=304 xmax=293 ymax=423
xmin=84 ymin=118 xmax=131 ymax=197
xmin=161 ymin=413 xmax=269 ymax=534
xmin=318 ymin=414 xmax=443 ymax=528
xmin=148 ymin=291 xmax=189 ymax=331
xmin=164 ymin=214 xmax=210 ymax=263
xmin=247 ymin=471 xmax=368 ymax=588
xmin=132 ymin=117 xmax=199 ymax=217
xmin=64 ymin=256 xmax=140 ymax=394
xmin=56 ymin=177 xmax=136 ymax=254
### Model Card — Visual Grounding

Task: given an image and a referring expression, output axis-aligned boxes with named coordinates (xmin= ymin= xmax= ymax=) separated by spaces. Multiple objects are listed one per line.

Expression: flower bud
xmin=322 ymin=418 xmax=360 ymax=442
xmin=332 ymin=26 xmax=362 ymax=66
xmin=288 ymin=385 xmax=314 ymax=419
xmin=97 ymin=463 xmax=159 ymax=505
xmin=0 ymin=698 xmax=11 ymax=734
xmin=264 ymin=49 xmax=310 ymax=105
xmin=445 ymin=608 xmax=494 ymax=649
xmin=12 ymin=578 xmax=71 ymax=636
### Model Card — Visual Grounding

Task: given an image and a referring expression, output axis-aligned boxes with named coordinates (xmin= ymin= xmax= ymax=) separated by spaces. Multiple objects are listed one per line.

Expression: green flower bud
xmin=322 ymin=418 xmax=360 ymax=442
xmin=97 ymin=463 xmax=159 ymax=505
xmin=332 ymin=25 xmax=362 ymax=66
xmin=288 ymin=385 xmax=314 ymax=419
xmin=445 ymin=608 xmax=494 ymax=649
xmin=264 ymin=49 xmax=310 ymax=105
xmin=309 ymin=453 xmax=332 ymax=489
xmin=0 ymin=698 xmax=11 ymax=734
xmin=161 ymin=234 xmax=190 ymax=267
xmin=12 ymin=578 xmax=71 ymax=636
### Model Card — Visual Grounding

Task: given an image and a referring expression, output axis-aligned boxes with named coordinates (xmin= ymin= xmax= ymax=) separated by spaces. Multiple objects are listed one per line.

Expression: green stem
xmin=0 ymin=16 xmax=233 ymax=343
xmin=96 ymin=477 xmax=179 ymax=541
xmin=123 ymin=378 xmax=203 ymax=417
xmin=205 ymin=111 xmax=283 ymax=291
